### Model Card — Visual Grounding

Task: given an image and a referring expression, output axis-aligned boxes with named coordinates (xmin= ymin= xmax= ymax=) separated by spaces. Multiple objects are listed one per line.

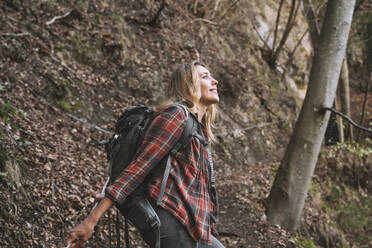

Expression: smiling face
xmin=196 ymin=65 xmax=219 ymax=108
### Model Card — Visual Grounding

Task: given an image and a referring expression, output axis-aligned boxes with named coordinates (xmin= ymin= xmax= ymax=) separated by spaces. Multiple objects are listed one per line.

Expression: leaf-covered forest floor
xmin=0 ymin=65 xmax=296 ymax=247
xmin=1 ymin=0 xmax=371 ymax=247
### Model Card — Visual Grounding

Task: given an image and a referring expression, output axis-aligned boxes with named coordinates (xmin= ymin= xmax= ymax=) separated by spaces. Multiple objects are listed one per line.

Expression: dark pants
xmin=144 ymin=200 xmax=225 ymax=248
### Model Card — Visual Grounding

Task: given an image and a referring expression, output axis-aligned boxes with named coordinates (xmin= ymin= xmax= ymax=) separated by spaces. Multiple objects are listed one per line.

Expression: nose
xmin=212 ymin=77 xmax=218 ymax=85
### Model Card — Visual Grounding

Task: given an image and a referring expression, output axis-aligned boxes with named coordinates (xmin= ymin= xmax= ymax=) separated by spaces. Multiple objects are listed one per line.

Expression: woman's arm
xmin=64 ymin=197 xmax=113 ymax=247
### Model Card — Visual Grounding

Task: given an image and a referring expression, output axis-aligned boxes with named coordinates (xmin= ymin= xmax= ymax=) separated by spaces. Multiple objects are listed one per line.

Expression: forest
xmin=0 ymin=0 xmax=371 ymax=247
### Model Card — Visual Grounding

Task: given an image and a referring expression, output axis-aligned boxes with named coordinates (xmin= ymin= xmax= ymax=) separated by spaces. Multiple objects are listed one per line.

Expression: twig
xmin=212 ymin=0 xmax=221 ymax=18
xmin=193 ymin=0 xmax=199 ymax=15
xmin=252 ymin=20 xmax=271 ymax=50
xmin=351 ymin=36 xmax=372 ymax=45
xmin=300 ymin=0 xmax=320 ymax=48
xmin=216 ymin=122 xmax=275 ymax=136
xmin=46 ymin=11 xmax=72 ymax=25
xmin=66 ymin=113 xmax=113 ymax=135
xmin=50 ymin=43 xmax=68 ymax=68
xmin=272 ymin=0 xmax=299 ymax=64
xmin=191 ymin=18 xmax=218 ymax=25
xmin=273 ymin=0 xmax=285 ymax=51
xmin=315 ymin=1 xmax=327 ymax=17
xmin=50 ymin=43 xmax=60 ymax=63
xmin=285 ymin=28 xmax=309 ymax=67
xmin=322 ymin=107 xmax=372 ymax=133
xmin=0 ymin=32 xmax=30 ymax=37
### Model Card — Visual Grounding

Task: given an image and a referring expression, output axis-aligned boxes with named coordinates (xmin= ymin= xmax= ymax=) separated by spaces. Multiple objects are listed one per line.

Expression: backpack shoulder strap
xmin=170 ymin=104 xmax=198 ymax=154
xmin=156 ymin=104 xmax=198 ymax=205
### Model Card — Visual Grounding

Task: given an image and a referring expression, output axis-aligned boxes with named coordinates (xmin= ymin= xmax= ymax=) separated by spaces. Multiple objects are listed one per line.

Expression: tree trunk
xmin=335 ymin=95 xmax=344 ymax=143
xmin=301 ymin=0 xmax=352 ymax=143
xmin=357 ymin=79 xmax=370 ymax=141
xmin=266 ymin=0 xmax=356 ymax=231
xmin=339 ymin=58 xmax=354 ymax=140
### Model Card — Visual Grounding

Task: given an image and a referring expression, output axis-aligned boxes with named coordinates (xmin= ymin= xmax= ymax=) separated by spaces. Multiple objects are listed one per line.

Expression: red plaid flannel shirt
xmin=105 ymin=105 xmax=219 ymax=244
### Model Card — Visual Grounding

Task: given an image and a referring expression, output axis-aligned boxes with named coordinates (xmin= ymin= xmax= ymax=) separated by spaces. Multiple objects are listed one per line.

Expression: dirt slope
xmin=0 ymin=0 xmax=371 ymax=247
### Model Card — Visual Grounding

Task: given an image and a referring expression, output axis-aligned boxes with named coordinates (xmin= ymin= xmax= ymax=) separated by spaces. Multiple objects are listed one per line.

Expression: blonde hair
xmin=164 ymin=60 xmax=218 ymax=142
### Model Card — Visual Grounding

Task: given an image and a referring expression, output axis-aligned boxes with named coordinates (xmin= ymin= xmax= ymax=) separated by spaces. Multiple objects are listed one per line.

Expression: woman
xmin=65 ymin=61 xmax=224 ymax=248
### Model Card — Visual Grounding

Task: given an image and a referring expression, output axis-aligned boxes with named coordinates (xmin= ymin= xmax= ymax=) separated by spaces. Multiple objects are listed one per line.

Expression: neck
xmin=195 ymin=104 xmax=207 ymax=122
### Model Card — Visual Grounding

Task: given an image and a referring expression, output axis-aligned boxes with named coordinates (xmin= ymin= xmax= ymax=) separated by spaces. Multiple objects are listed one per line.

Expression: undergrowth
xmin=323 ymin=183 xmax=372 ymax=246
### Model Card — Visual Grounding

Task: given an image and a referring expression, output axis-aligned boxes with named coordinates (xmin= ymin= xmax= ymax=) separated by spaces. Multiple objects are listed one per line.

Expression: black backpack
xmin=104 ymin=104 xmax=199 ymax=247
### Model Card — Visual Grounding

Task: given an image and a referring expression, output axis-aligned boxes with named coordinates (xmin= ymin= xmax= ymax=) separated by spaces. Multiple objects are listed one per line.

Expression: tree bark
xmin=301 ymin=0 xmax=353 ymax=142
xmin=339 ymin=58 xmax=353 ymax=140
xmin=357 ymin=79 xmax=370 ymax=141
xmin=266 ymin=0 xmax=356 ymax=231
xmin=334 ymin=95 xmax=344 ymax=143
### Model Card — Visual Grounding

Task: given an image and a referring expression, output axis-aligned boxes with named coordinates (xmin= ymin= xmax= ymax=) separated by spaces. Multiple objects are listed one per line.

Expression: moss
xmin=326 ymin=184 xmax=342 ymax=204
xmin=294 ymin=237 xmax=317 ymax=248
xmin=55 ymin=98 xmax=81 ymax=114
xmin=337 ymin=197 xmax=372 ymax=244
xmin=321 ymin=182 xmax=372 ymax=246
xmin=0 ymin=101 xmax=16 ymax=122
xmin=55 ymin=99 xmax=72 ymax=113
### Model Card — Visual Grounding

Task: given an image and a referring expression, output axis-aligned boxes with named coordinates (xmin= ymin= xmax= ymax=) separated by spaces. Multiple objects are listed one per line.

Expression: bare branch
xmin=0 ymin=32 xmax=30 ymax=37
xmin=273 ymin=0 xmax=285 ymax=51
xmin=286 ymin=28 xmax=309 ymax=67
xmin=216 ymin=122 xmax=276 ymax=137
xmin=50 ymin=43 xmax=69 ymax=68
xmin=193 ymin=0 xmax=199 ymax=15
xmin=191 ymin=18 xmax=218 ymax=25
xmin=65 ymin=113 xmax=113 ymax=135
xmin=300 ymin=0 xmax=320 ymax=49
xmin=351 ymin=36 xmax=372 ymax=44
xmin=273 ymin=0 xmax=299 ymax=63
xmin=212 ymin=0 xmax=221 ymax=18
xmin=252 ymin=20 xmax=272 ymax=50
xmin=46 ymin=11 xmax=71 ymax=25
xmin=322 ymin=107 xmax=372 ymax=134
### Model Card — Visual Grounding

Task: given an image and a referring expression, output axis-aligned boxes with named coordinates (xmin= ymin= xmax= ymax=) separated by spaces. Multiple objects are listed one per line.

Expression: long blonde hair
xmin=163 ymin=60 xmax=218 ymax=142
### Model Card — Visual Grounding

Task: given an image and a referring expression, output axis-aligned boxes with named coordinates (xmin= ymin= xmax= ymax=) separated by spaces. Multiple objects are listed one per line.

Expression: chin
xmin=200 ymin=96 xmax=219 ymax=106
xmin=212 ymin=96 xmax=220 ymax=103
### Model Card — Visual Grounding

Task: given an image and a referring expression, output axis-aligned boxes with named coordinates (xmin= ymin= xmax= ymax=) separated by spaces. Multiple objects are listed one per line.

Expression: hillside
xmin=0 ymin=0 xmax=371 ymax=247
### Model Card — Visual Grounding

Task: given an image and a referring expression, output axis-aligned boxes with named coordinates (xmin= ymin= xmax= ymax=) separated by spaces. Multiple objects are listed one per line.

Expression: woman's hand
xmin=65 ymin=218 xmax=95 ymax=248
xmin=64 ymin=196 xmax=114 ymax=247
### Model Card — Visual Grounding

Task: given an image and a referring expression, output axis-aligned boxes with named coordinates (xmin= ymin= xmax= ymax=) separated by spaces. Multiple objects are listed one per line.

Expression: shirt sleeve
xmin=105 ymin=105 xmax=187 ymax=205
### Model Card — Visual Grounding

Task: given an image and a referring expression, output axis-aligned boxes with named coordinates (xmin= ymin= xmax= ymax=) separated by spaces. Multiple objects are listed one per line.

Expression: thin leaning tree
xmin=266 ymin=0 xmax=356 ymax=231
